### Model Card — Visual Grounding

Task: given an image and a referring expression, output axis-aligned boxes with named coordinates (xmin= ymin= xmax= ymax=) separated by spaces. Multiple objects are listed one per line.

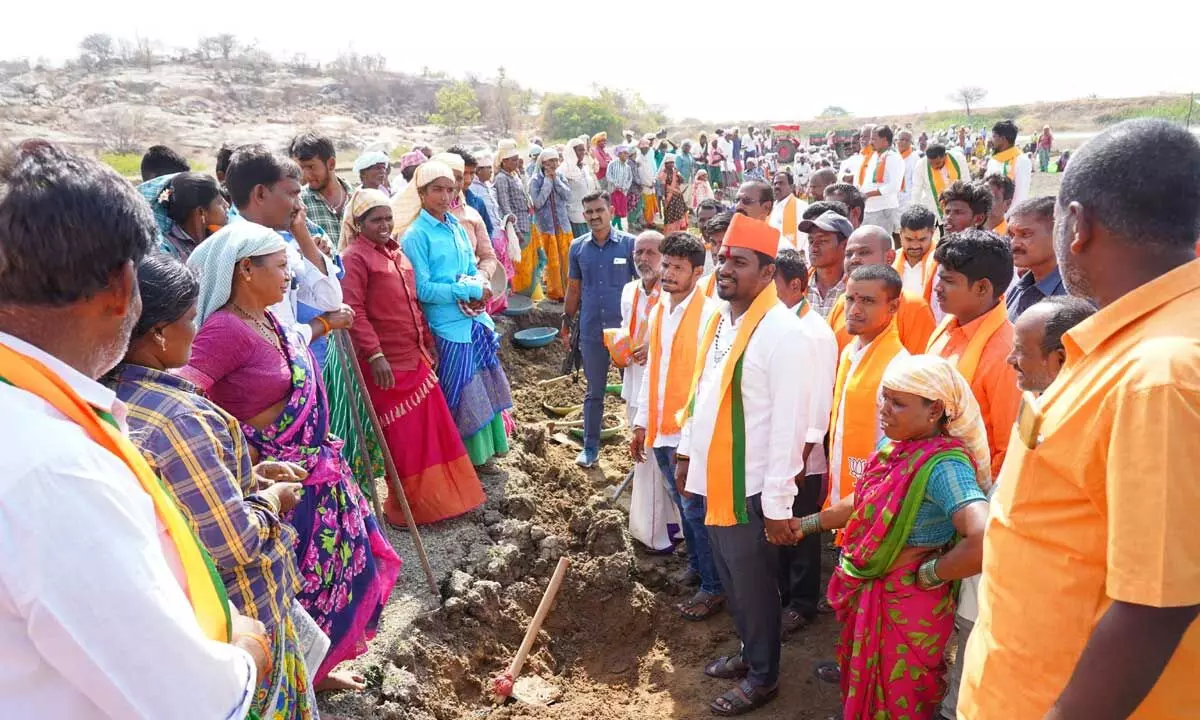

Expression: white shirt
xmin=828 ymin=336 xmax=906 ymax=504
xmin=898 ymin=150 xmax=919 ymax=207
xmin=768 ymin=195 xmax=809 ymax=247
xmin=562 ymin=158 xmax=600 ymax=224
xmin=788 ymin=302 xmax=838 ymax=476
xmin=839 ymin=153 xmax=865 ymax=184
xmin=0 ymin=332 xmax=256 ymax=720
xmin=619 ymin=279 xmax=660 ymax=405
xmin=900 ymin=258 xmax=928 ymax=296
xmin=718 ymin=137 xmax=736 ymax=171
xmin=634 ymin=285 xmax=718 ymax=448
xmin=985 ymin=151 xmax=1033 ymax=204
xmin=677 ymin=303 xmax=811 ymax=520
xmin=860 ymin=148 xmax=904 ymax=212
xmin=909 ymin=148 xmax=971 ymax=216
xmin=636 ymin=150 xmax=658 ymax=195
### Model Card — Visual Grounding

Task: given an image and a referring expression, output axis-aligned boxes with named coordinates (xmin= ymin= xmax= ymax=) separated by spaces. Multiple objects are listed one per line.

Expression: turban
xmin=429 ymin=152 xmax=465 ymax=173
xmin=723 ymin=214 xmax=779 ymax=259
xmin=569 ymin=137 xmax=586 ymax=150
xmin=591 ymin=131 xmax=607 ymax=144
xmin=529 ymin=145 xmax=543 ymax=158
xmin=881 ymin=354 xmax=993 ymax=492
xmin=187 ymin=221 xmax=287 ymax=327
xmin=390 ymin=160 xmax=455 ymax=244
xmin=497 ymin=139 xmax=519 ymax=162
xmin=475 ymin=153 xmax=494 ymax=167
xmin=352 ymin=150 xmax=389 ymax=174
xmin=538 ymin=147 xmax=561 ymax=165
xmin=339 ymin=188 xmax=392 ymax=250
xmin=663 ymin=153 xmax=676 ymax=164
xmin=398 ymin=150 xmax=426 ymax=171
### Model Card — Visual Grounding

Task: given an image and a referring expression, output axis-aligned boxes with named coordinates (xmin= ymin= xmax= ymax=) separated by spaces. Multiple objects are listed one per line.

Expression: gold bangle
xmin=798 ymin=513 xmax=823 ymax=537
xmin=316 ymin=316 xmax=332 ymax=335
xmin=366 ymin=352 xmax=385 ymax=363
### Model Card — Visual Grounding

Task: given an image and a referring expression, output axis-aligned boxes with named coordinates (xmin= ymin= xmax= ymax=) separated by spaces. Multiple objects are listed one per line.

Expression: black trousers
xmin=777 ymin=474 xmax=826 ymax=617
xmin=707 ymin=494 xmax=781 ymax=688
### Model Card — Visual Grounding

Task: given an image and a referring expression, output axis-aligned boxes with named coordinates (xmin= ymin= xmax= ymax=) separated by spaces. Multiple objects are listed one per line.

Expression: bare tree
xmin=948 ymin=86 xmax=988 ymax=122
xmin=79 ymin=34 xmax=114 ymax=69
xmin=134 ymin=35 xmax=158 ymax=71
xmin=205 ymin=33 xmax=238 ymax=61
xmin=92 ymin=107 xmax=148 ymax=154
xmin=117 ymin=38 xmax=137 ymax=63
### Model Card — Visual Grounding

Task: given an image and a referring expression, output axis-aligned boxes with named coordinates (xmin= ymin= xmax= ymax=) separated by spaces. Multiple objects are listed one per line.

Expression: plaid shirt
xmin=807 ymin=274 xmax=847 ymax=319
xmin=300 ymin=177 xmax=353 ymax=248
xmin=493 ymin=170 xmax=531 ymax=235
xmin=109 ymin=364 xmax=300 ymax=632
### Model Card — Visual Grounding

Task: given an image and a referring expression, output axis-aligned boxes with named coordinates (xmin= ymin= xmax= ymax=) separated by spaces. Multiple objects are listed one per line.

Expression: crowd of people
xmin=0 ymin=111 xmax=1197 ymax=720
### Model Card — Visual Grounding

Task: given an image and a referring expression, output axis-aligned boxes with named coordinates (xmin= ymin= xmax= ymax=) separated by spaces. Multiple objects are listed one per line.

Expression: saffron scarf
xmin=926 ymin=154 xmax=962 ymax=217
xmin=925 ymin=301 xmax=1009 ymax=383
xmin=628 ymin=281 xmax=660 ymax=345
xmin=826 ymin=293 xmax=934 ymax=356
xmin=992 ymin=219 xmax=1008 ymax=235
xmin=892 ymin=245 xmax=939 ymax=304
xmin=899 ymin=148 xmax=913 ymax=192
xmin=677 ymin=282 xmax=779 ymax=526
xmin=792 ymin=297 xmax=810 ymax=318
xmin=647 ymin=289 xmax=706 ymax=447
xmin=700 ymin=271 xmax=718 ymax=298
xmin=855 ymin=145 xmax=878 ymax=187
xmin=0 ymin=344 xmax=231 ymax=642
xmin=780 ymin=195 xmax=798 ymax=247
xmin=828 ymin=322 xmax=906 ymax=507
xmin=992 ymin=146 xmax=1021 ymax=180
xmin=858 ymin=147 xmax=885 ymax=186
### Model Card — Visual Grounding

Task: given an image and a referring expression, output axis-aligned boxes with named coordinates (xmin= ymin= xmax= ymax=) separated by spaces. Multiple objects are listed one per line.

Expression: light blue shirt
xmin=403 ymin=209 xmax=493 ymax=343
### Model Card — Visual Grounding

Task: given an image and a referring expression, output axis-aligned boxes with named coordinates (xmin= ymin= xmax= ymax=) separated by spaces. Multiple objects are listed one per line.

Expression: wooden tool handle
xmin=507 ymin=557 xmax=570 ymax=680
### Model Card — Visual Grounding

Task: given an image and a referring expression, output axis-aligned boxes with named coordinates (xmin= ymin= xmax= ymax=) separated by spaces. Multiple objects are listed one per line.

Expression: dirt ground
xmin=317 ymin=302 xmax=845 ymax=720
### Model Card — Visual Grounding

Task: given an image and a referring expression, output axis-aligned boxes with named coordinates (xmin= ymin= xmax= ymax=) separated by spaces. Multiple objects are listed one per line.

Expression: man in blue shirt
xmin=1004 ymin=196 xmax=1068 ymax=321
xmin=563 ymin=192 xmax=638 ymax=467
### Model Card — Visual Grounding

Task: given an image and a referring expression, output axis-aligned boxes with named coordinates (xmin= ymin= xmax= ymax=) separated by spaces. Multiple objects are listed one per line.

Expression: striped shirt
xmin=493 ymin=170 xmax=532 ymax=236
xmin=109 ymin=363 xmax=301 ymax=632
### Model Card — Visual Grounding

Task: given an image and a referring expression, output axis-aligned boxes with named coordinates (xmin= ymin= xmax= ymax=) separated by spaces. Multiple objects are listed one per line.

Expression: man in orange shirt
xmin=961 ymin=118 xmax=1200 ymax=719
xmin=825 ymin=225 xmax=936 ymax=354
xmin=927 ymin=229 xmax=1019 ymax=478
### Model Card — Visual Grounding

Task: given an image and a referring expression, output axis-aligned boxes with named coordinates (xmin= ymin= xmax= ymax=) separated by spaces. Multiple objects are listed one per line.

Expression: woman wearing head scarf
xmin=789 ymin=355 xmax=989 ymax=720
xmin=428 ymin=152 xmax=502 ymax=304
xmin=107 ymin=255 xmax=321 ymax=719
xmin=180 ymin=222 xmax=401 ymax=691
xmin=155 ymin=172 xmax=230 ymax=260
xmin=394 ymin=162 xmax=514 ymax=471
xmin=591 ymin=131 xmax=611 ymax=183
xmin=339 ymin=189 xmax=485 ymax=525
xmin=688 ymin=168 xmax=716 ymax=213
xmin=656 ymin=154 xmax=689 ymax=231
xmin=529 ymin=148 xmax=574 ymax=301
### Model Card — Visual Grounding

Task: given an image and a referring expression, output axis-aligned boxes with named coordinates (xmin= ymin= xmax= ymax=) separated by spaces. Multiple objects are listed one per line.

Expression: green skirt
xmin=323 ymin=341 xmax=385 ymax=498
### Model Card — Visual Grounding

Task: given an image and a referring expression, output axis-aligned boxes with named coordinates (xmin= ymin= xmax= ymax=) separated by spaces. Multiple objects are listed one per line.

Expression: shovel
xmin=492 ymin=557 xmax=571 ymax=705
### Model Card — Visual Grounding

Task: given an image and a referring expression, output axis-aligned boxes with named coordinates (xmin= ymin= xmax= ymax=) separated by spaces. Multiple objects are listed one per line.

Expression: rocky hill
xmin=0 ymin=57 xmax=497 ymax=166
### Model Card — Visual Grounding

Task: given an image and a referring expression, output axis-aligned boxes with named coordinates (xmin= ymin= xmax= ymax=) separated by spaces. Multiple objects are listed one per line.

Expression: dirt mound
xmin=318 ymin=302 xmax=842 ymax=720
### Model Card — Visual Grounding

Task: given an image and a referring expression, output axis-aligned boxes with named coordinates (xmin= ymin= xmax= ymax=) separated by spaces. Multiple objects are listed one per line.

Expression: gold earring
xmin=156 ymin=333 xmax=167 ymax=352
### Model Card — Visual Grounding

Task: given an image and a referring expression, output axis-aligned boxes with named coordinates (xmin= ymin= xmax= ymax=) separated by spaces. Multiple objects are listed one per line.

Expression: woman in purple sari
xmin=180 ymin=221 xmax=401 ymax=691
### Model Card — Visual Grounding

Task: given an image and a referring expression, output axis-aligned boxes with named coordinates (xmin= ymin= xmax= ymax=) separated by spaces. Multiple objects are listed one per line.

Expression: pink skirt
xmin=611 ymin=189 xmax=629 ymax=217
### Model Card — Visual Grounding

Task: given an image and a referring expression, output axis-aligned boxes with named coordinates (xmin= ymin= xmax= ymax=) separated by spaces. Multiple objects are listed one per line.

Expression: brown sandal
xmin=704 ymin=654 xmax=749 ymax=680
xmin=782 ymin=608 xmax=813 ymax=636
xmin=710 ymin=679 xmax=779 ymax=716
xmin=678 ymin=591 xmax=725 ymax=621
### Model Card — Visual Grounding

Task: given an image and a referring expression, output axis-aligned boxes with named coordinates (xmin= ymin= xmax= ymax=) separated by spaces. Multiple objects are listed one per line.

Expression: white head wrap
xmin=538 ymin=147 xmax=561 ymax=165
xmin=497 ymin=140 xmax=519 ymax=163
xmin=187 ymin=221 xmax=288 ymax=328
xmin=429 ymin=152 xmax=465 ymax=173
xmin=339 ymin=188 xmax=392 ymax=250
xmin=881 ymin=354 xmax=993 ymax=491
xmin=389 ymin=160 xmax=455 ymax=243
xmin=476 ymin=152 xmax=494 ymax=167
xmin=352 ymin=150 xmax=389 ymax=174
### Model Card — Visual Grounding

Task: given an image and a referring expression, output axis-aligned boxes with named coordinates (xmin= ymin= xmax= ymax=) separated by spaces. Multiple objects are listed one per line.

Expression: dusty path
xmin=318 ymin=303 xmax=844 ymax=720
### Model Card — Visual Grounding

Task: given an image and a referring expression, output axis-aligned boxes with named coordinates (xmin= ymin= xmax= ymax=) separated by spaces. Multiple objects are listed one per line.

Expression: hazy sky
xmin=8 ymin=0 xmax=1193 ymax=122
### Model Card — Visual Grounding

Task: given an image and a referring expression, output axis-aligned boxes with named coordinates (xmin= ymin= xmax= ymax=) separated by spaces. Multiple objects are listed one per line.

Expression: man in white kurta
xmin=896 ymin=129 xmax=920 ymax=208
xmin=909 ymin=143 xmax=971 ymax=219
xmin=858 ymin=126 xmax=905 ymax=235
xmin=619 ymin=232 xmax=678 ymax=552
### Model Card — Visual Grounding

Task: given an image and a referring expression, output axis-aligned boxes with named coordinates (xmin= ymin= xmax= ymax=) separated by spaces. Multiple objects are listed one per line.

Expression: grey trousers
xmin=706 ymin=494 xmax=782 ymax=688
xmin=940 ymin=614 xmax=975 ymax=719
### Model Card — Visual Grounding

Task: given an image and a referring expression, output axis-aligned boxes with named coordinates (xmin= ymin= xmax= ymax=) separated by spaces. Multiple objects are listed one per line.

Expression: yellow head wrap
xmin=390 ymin=160 xmax=455 ymax=244
xmin=339 ymin=187 xmax=392 ymax=250
xmin=881 ymin=354 xmax=993 ymax=492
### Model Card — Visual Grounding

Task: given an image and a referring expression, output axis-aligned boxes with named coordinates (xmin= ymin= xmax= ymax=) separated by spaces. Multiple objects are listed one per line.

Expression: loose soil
xmin=319 ymin=301 xmax=843 ymax=720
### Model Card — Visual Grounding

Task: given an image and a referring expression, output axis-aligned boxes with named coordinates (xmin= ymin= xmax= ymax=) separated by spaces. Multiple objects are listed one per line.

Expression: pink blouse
xmin=179 ymin=310 xmax=293 ymax=421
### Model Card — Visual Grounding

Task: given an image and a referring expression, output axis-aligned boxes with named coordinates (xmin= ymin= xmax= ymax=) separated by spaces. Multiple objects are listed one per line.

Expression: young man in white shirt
xmin=895 ymin=204 xmax=940 ymax=305
xmin=858 ymin=125 xmax=905 ymax=235
xmin=675 ymin=215 xmax=813 ymax=715
xmin=986 ymin=120 xmax=1033 ymax=204
xmin=631 ymin=232 xmax=724 ymax=617
xmin=0 ymin=140 xmax=262 ymax=719
xmin=771 ymin=248 xmax=838 ymax=636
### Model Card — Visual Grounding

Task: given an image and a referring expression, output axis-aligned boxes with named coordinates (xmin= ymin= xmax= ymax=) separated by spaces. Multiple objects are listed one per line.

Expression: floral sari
xmin=242 ymin=316 xmax=402 ymax=683
xmin=826 ymin=437 xmax=971 ymax=719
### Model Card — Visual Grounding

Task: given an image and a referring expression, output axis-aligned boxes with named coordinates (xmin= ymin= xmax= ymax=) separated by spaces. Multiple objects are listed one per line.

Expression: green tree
xmin=541 ymin=94 xmax=623 ymax=141
xmin=818 ymin=105 xmax=850 ymax=118
xmin=79 ymin=34 xmax=114 ymax=68
xmin=429 ymin=81 xmax=482 ymax=132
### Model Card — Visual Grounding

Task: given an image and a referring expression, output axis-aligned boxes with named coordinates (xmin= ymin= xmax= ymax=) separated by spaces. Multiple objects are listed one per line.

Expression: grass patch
xmin=1094 ymin=96 xmax=1196 ymax=125
xmin=390 ymin=144 xmax=412 ymax=159
xmin=101 ymin=152 xmax=142 ymax=178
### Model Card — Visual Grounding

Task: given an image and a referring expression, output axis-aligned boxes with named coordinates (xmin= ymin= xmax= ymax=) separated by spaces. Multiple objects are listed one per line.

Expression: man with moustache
xmin=1006 ymin=296 xmax=1096 ymax=394
xmin=1005 ymin=196 xmax=1069 ymax=321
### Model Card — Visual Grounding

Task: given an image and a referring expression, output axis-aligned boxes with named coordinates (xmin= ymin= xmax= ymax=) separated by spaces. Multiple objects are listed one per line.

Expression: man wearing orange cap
xmin=675 ymin=214 xmax=815 ymax=715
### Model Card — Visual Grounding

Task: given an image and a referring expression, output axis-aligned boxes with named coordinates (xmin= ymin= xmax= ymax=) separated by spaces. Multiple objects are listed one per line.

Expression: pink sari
xmin=826 ymin=437 xmax=971 ymax=719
